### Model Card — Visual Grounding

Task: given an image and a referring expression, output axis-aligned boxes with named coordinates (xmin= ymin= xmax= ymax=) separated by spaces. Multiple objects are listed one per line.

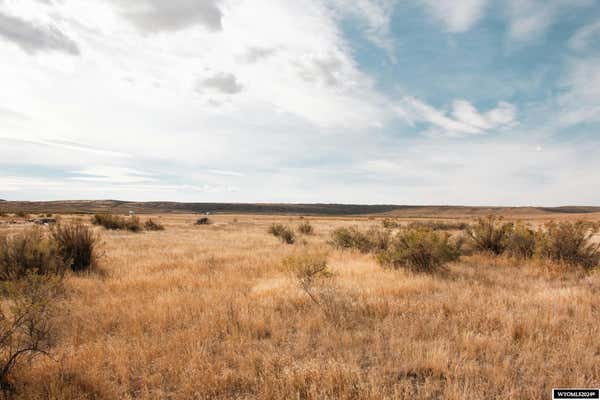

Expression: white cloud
xmin=196 ymin=72 xmax=243 ymax=94
xmin=505 ymin=0 xmax=593 ymax=41
xmin=108 ymin=0 xmax=223 ymax=33
xmin=569 ymin=20 xmax=600 ymax=51
xmin=421 ymin=0 xmax=488 ymax=33
xmin=329 ymin=0 xmax=396 ymax=57
xmin=0 ymin=11 xmax=79 ymax=54
xmin=397 ymin=97 xmax=517 ymax=136
xmin=71 ymin=167 xmax=156 ymax=184
xmin=557 ymin=57 xmax=600 ymax=126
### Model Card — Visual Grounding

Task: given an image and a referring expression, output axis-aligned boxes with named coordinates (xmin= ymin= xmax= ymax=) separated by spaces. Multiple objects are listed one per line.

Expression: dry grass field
xmin=2 ymin=213 xmax=600 ymax=399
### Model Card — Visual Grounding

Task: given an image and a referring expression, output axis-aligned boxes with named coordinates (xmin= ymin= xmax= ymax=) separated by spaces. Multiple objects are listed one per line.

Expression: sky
xmin=0 ymin=0 xmax=599 ymax=205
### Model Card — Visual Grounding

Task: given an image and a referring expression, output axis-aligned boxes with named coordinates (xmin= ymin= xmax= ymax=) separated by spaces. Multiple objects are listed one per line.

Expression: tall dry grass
xmin=3 ymin=214 xmax=600 ymax=399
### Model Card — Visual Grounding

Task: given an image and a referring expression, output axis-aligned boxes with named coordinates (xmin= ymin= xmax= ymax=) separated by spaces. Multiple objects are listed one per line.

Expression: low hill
xmin=1 ymin=200 xmax=600 ymax=217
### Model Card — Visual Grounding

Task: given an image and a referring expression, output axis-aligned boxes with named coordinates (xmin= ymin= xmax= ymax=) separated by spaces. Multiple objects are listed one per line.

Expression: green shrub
xmin=535 ymin=221 xmax=600 ymax=269
xmin=144 ymin=219 xmax=165 ymax=231
xmin=269 ymin=224 xmax=295 ymax=244
xmin=297 ymin=221 xmax=314 ymax=235
xmin=51 ymin=222 xmax=98 ymax=272
xmin=14 ymin=211 xmax=28 ymax=219
xmin=91 ymin=214 xmax=141 ymax=232
xmin=467 ymin=215 xmax=513 ymax=255
xmin=329 ymin=226 xmax=390 ymax=253
xmin=0 ymin=228 xmax=67 ymax=281
xmin=377 ymin=228 xmax=462 ymax=272
xmin=505 ymin=222 xmax=536 ymax=259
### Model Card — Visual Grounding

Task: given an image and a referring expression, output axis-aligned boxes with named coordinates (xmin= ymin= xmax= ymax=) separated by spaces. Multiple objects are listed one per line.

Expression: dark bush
xmin=467 ymin=215 xmax=513 ymax=255
xmin=535 ymin=221 xmax=600 ymax=269
xmin=269 ymin=224 xmax=295 ymax=244
xmin=14 ymin=211 xmax=28 ymax=218
xmin=144 ymin=219 xmax=165 ymax=231
xmin=51 ymin=222 xmax=98 ymax=272
xmin=92 ymin=214 xmax=141 ymax=232
xmin=377 ymin=228 xmax=462 ymax=272
xmin=196 ymin=217 xmax=210 ymax=225
xmin=297 ymin=221 xmax=314 ymax=235
xmin=0 ymin=228 xmax=67 ymax=280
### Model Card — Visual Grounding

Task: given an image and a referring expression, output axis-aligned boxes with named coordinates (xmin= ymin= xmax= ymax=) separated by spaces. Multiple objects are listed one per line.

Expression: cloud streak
xmin=0 ymin=11 xmax=79 ymax=55
xmin=397 ymin=98 xmax=517 ymax=136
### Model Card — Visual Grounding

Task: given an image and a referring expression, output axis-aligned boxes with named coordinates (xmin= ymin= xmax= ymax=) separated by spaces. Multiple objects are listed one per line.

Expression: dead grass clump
xmin=0 ymin=273 xmax=62 ymax=392
xmin=91 ymin=214 xmax=141 ymax=232
xmin=51 ymin=222 xmax=99 ymax=272
xmin=297 ymin=221 xmax=314 ymax=235
xmin=535 ymin=221 xmax=600 ymax=269
xmin=467 ymin=215 xmax=513 ymax=255
xmin=0 ymin=228 xmax=67 ymax=281
xmin=377 ymin=228 xmax=461 ymax=272
xmin=269 ymin=224 xmax=296 ymax=244
xmin=144 ymin=219 xmax=165 ymax=231
xmin=329 ymin=227 xmax=390 ymax=253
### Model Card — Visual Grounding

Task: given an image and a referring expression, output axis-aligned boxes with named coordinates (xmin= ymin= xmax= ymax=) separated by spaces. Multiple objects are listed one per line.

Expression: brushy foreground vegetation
xmin=0 ymin=213 xmax=599 ymax=399
xmin=0 ymin=221 xmax=98 ymax=393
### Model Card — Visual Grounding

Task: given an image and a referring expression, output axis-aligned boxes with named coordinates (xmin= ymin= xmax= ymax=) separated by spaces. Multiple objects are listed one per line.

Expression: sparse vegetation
xmin=297 ymin=220 xmax=314 ymax=235
xmin=92 ymin=214 xmax=142 ymax=232
xmin=535 ymin=221 xmax=600 ymax=269
xmin=196 ymin=217 xmax=210 ymax=225
xmin=268 ymin=223 xmax=295 ymax=244
xmin=377 ymin=228 xmax=462 ymax=272
xmin=14 ymin=212 xmax=27 ymax=219
xmin=4 ymin=213 xmax=600 ymax=399
xmin=144 ymin=219 xmax=165 ymax=231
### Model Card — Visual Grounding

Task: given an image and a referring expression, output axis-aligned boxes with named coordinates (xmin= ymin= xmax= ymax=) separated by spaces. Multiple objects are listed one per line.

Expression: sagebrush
xmin=377 ymin=228 xmax=462 ymax=272
xmin=92 ymin=214 xmax=141 ymax=232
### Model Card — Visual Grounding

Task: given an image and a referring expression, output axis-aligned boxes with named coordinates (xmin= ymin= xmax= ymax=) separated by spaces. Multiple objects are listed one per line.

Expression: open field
xmin=1 ymin=212 xmax=600 ymax=399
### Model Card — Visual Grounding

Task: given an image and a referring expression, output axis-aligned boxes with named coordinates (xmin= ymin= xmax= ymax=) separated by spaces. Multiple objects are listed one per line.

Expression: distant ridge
xmin=1 ymin=200 xmax=600 ymax=217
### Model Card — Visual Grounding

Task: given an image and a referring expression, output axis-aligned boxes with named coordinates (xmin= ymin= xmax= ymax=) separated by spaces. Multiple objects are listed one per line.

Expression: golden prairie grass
xmin=4 ymin=214 xmax=600 ymax=399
